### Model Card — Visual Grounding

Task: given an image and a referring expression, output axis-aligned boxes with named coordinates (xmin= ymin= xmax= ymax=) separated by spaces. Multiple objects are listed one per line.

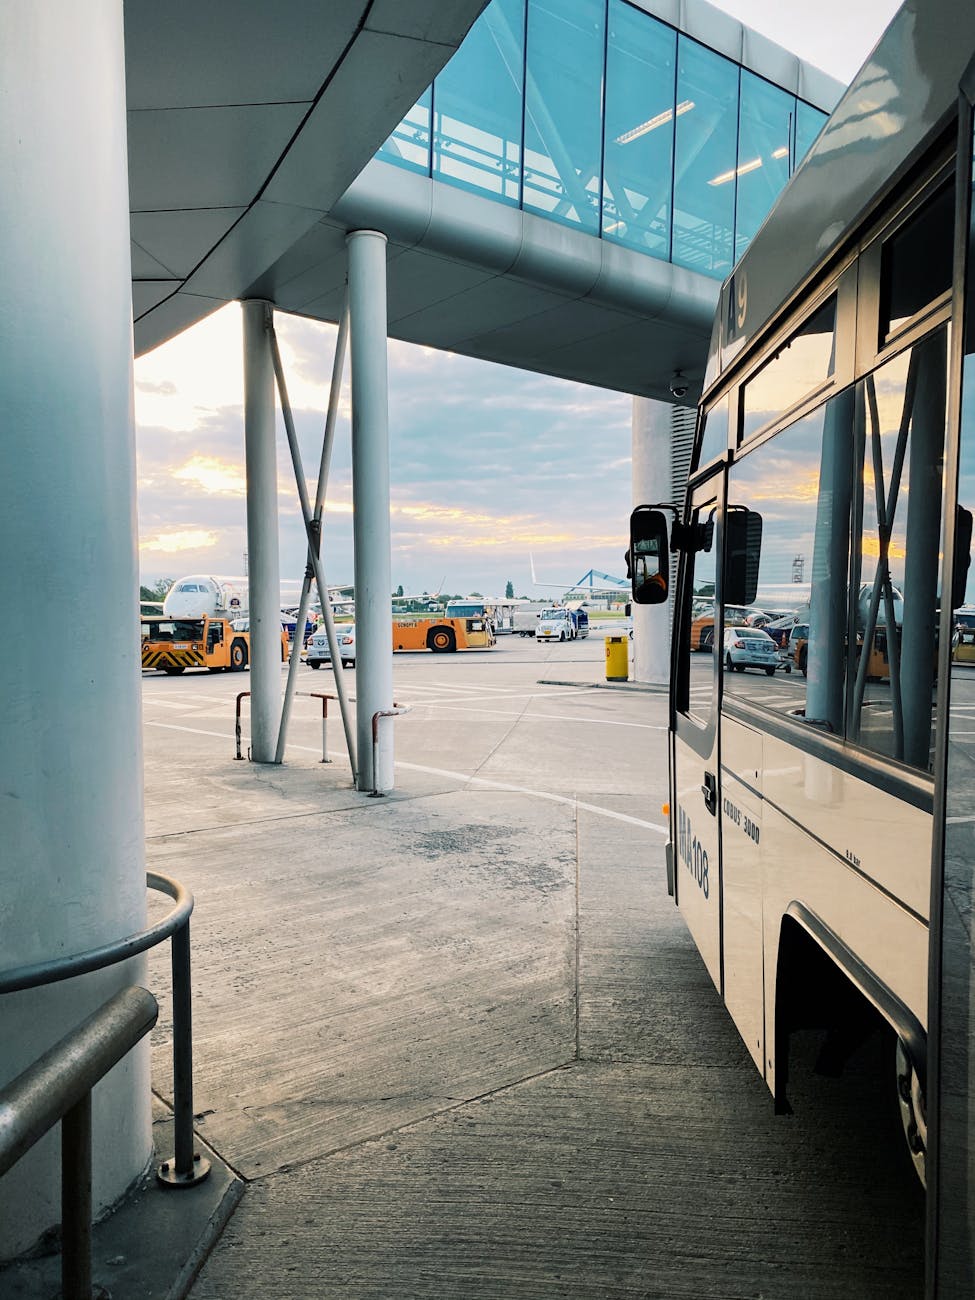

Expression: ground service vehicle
xmin=141 ymin=615 xmax=288 ymax=674
xmin=535 ymin=607 xmax=575 ymax=641
xmin=953 ymin=628 xmax=975 ymax=663
xmin=629 ymin=4 xmax=975 ymax=1288
xmin=445 ymin=598 xmax=518 ymax=634
xmin=392 ymin=615 xmax=495 ymax=653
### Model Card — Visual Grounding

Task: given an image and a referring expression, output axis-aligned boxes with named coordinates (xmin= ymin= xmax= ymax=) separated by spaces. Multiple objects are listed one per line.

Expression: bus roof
xmin=705 ymin=0 xmax=975 ymax=394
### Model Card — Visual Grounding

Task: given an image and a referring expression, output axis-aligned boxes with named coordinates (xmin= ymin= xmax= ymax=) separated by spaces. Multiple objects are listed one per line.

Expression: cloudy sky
xmin=134 ymin=0 xmax=902 ymax=600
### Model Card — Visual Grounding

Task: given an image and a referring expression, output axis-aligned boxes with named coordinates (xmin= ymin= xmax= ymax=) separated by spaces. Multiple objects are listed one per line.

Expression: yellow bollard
xmin=605 ymin=634 xmax=628 ymax=682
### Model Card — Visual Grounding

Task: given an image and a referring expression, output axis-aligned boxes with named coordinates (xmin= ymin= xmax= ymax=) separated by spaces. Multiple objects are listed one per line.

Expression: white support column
xmin=631 ymin=399 xmax=674 ymax=686
xmin=242 ymin=300 xmax=282 ymax=764
xmin=0 ymin=0 xmax=150 ymax=1258
xmin=347 ymin=231 xmax=394 ymax=792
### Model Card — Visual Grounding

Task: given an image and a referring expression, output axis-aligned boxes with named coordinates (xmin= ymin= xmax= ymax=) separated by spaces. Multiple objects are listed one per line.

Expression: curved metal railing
xmin=0 ymin=986 xmax=159 ymax=1299
xmin=0 ymin=872 xmax=191 ymax=994
xmin=0 ymin=871 xmax=208 ymax=1190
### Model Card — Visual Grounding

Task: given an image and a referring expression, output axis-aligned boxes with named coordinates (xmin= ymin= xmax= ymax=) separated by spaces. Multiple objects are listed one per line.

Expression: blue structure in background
xmin=377 ymin=0 xmax=829 ymax=281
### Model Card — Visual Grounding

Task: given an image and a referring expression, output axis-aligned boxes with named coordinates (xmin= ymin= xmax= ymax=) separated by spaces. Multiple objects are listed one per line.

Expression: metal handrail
xmin=236 ymin=689 xmax=335 ymax=763
xmin=370 ymin=704 xmax=411 ymax=796
xmin=0 ymin=872 xmax=191 ymax=994
xmin=0 ymin=985 xmax=158 ymax=1300
xmin=0 ymin=871 xmax=209 ymax=1191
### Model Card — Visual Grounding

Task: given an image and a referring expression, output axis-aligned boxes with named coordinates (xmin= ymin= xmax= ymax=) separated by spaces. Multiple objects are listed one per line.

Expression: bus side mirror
xmin=628 ymin=506 xmax=670 ymax=605
xmin=952 ymin=505 xmax=972 ymax=610
xmin=725 ymin=508 xmax=763 ymax=606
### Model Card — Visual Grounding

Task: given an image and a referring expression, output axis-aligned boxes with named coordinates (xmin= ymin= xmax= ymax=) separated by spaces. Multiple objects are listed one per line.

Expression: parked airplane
xmin=163 ymin=574 xmax=354 ymax=619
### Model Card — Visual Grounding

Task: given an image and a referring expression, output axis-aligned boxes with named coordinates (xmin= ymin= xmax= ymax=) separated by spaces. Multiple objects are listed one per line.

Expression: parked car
xmin=723 ymin=626 xmax=783 ymax=676
xmin=786 ymin=622 xmax=810 ymax=675
xmin=306 ymin=623 xmax=356 ymax=668
xmin=765 ymin=613 xmax=800 ymax=650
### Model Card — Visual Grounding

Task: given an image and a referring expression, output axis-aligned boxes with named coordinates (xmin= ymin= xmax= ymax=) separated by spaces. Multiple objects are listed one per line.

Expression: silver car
xmin=723 ymin=626 xmax=782 ymax=676
xmin=306 ymin=624 xmax=356 ymax=668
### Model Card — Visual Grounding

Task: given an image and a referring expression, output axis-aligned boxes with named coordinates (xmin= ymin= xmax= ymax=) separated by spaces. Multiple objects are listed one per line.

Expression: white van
xmin=535 ymin=608 xmax=575 ymax=641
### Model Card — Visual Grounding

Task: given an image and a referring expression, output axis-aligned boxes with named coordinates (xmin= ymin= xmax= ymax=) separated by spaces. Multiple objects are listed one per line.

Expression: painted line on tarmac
xmin=403 ymin=704 xmax=664 ymax=730
xmin=145 ymin=721 xmax=668 ymax=835
xmin=398 ymin=686 xmax=604 ymax=708
xmin=393 ymin=759 xmax=669 ymax=834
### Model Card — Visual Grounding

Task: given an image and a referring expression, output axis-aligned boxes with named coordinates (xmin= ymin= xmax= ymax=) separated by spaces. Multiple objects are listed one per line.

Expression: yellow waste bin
xmin=605 ymin=634 xmax=628 ymax=682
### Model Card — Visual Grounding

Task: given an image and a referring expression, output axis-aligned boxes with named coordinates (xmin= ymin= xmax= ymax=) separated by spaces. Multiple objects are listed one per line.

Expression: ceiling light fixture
xmin=615 ymin=99 xmax=695 ymax=146
xmin=709 ymin=155 xmax=763 ymax=186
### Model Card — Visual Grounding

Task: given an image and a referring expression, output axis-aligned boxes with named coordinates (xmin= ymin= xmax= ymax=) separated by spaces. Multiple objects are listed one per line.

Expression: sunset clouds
xmin=135 ymin=305 xmax=632 ymax=596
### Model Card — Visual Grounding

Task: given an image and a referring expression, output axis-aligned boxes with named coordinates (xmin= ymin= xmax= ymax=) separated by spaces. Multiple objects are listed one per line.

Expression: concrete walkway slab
xmin=148 ymin=777 xmax=578 ymax=1182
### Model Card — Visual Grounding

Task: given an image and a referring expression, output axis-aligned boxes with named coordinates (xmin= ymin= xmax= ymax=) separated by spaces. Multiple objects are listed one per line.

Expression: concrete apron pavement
xmin=138 ymin=743 xmax=921 ymax=1298
xmin=3 ymin=686 xmax=922 ymax=1298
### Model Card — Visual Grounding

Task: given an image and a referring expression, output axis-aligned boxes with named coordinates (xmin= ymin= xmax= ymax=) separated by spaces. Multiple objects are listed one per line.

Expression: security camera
xmin=669 ymin=371 xmax=689 ymax=400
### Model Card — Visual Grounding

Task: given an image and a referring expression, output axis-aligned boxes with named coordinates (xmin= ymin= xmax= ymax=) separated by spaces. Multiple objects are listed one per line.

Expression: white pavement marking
xmin=143 ymin=692 xmax=232 ymax=706
xmin=145 ymin=721 xmax=668 ymax=835
xmin=398 ymin=686 xmax=603 ymax=708
xmin=400 ymin=704 xmax=664 ymax=730
xmin=393 ymin=758 xmax=669 ymax=834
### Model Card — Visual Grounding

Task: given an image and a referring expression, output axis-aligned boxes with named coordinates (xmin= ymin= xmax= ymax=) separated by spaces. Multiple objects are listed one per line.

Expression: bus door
xmin=672 ymin=476 xmax=723 ymax=993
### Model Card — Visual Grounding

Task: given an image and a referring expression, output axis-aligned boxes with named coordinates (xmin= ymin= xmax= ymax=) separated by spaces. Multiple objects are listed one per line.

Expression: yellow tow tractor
xmin=141 ymin=615 xmax=288 ymax=675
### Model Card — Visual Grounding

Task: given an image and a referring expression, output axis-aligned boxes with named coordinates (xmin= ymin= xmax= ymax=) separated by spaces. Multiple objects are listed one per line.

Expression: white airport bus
xmin=629 ymin=3 xmax=975 ymax=1291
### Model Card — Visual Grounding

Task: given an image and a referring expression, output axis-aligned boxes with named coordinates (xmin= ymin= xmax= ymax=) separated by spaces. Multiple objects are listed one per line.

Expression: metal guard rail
xmin=0 ymin=871 xmax=209 ymax=1190
xmin=0 ymin=872 xmax=191 ymax=994
xmin=235 ymin=689 xmax=335 ymax=762
xmin=0 ymin=986 xmax=158 ymax=1300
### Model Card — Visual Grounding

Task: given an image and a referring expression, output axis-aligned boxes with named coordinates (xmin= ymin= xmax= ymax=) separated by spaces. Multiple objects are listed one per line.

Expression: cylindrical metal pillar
xmin=0 ymin=0 xmax=151 ymax=1258
xmin=347 ymin=231 xmax=394 ymax=792
xmin=242 ymin=300 xmax=282 ymax=764
xmin=631 ymin=399 xmax=674 ymax=685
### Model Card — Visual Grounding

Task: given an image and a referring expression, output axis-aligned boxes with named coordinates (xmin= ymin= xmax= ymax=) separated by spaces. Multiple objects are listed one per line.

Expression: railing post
xmin=369 ymin=705 xmax=410 ymax=796
xmin=235 ymin=691 xmax=250 ymax=761
xmin=157 ymin=920 xmax=210 ymax=1187
xmin=309 ymin=692 xmax=332 ymax=763
xmin=61 ymin=1091 xmax=93 ymax=1300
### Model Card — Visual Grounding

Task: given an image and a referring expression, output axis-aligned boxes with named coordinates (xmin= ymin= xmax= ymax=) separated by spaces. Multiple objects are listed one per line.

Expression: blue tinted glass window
xmin=524 ymin=0 xmax=604 ymax=232
xmin=795 ymin=99 xmax=827 ymax=166
xmin=433 ymin=0 xmax=525 ymax=203
xmin=603 ymin=1 xmax=676 ymax=257
xmin=672 ymin=37 xmax=739 ymax=279
xmin=698 ymin=393 xmax=729 ymax=467
xmin=377 ymin=87 xmax=432 ymax=175
xmin=734 ymin=71 xmax=793 ymax=262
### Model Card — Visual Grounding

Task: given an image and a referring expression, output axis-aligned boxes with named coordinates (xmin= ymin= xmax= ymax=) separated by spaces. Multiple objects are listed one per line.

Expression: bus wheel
xmin=162 ymin=666 xmax=185 ymax=675
xmin=895 ymin=1039 xmax=927 ymax=1187
xmin=427 ymin=628 xmax=456 ymax=653
xmin=799 ymin=647 xmax=808 ymax=676
xmin=230 ymin=640 xmax=248 ymax=671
